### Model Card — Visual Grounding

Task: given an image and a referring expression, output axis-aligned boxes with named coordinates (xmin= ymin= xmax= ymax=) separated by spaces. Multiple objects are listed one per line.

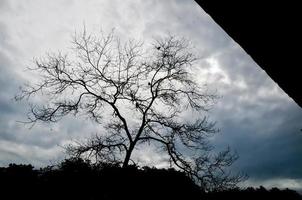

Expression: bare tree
xmin=16 ymin=29 xmax=245 ymax=191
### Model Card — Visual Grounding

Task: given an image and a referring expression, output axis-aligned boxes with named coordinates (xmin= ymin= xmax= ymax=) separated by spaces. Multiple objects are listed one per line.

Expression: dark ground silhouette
xmin=1 ymin=158 xmax=301 ymax=200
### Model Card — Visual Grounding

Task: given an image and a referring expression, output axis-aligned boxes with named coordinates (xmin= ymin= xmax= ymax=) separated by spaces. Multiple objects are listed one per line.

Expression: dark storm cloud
xmin=208 ymin=46 xmax=302 ymax=183
xmin=215 ymin=104 xmax=302 ymax=177
xmin=250 ymin=109 xmax=301 ymax=178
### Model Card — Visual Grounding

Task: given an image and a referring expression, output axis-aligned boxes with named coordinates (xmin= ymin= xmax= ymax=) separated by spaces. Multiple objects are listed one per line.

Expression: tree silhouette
xmin=16 ymin=29 xmax=244 ymax=191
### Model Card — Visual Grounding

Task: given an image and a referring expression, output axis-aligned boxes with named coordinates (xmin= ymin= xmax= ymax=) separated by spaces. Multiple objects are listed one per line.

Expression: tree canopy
xmin=17 ymin=29 xmax=244 ymax=191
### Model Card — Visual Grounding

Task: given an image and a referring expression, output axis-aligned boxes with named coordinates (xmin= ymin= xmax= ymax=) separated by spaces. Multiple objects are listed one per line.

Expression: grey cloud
xmin=0 ymin=53 xmax=21 ymax=115
xmin=0 ymin=0 xmax=10 ymax=12
xmin=190 ymin=19 xmax=302 ymax=184
xmin=212 ymin=95 xmax=302 ymax=180
xmin=0 ymin=139 xmax=65 ymax=167
xmin=0 ymin=149 xmax=30 ymax=166
xmin=0 ymin=43 xmax=99 ymax=163
xmin=140 ymin=0 xmax=232 ymax=58
xmin=0 ymin=22 xmax=9 ymax=47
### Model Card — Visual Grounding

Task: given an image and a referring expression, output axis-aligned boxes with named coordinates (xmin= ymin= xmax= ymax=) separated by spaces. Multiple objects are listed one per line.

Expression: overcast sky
xmin=1 ymin=0 xmax=302 ymax=191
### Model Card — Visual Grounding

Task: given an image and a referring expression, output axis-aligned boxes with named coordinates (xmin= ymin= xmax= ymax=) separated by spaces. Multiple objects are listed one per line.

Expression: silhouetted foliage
xmin=0 ymin=158 xmax=301 ymax=200
xmin=16 ymin=28 xmax=244 ymax=191
xmin=0 ymin=158 xmax=201 ymax=200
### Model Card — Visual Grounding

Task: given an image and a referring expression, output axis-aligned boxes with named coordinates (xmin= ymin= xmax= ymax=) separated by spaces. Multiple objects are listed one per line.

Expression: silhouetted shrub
xmin=0 ymin=158 xmax=301 ymax=200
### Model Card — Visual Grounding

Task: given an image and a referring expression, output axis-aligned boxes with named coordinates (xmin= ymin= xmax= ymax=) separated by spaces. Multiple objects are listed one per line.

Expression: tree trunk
xmin=122 ymin=144 xmax=134 ymax=168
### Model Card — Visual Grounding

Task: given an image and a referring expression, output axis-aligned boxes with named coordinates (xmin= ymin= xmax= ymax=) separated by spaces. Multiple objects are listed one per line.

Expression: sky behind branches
xmin=0 ymin=0 xmax=301 ymax=191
